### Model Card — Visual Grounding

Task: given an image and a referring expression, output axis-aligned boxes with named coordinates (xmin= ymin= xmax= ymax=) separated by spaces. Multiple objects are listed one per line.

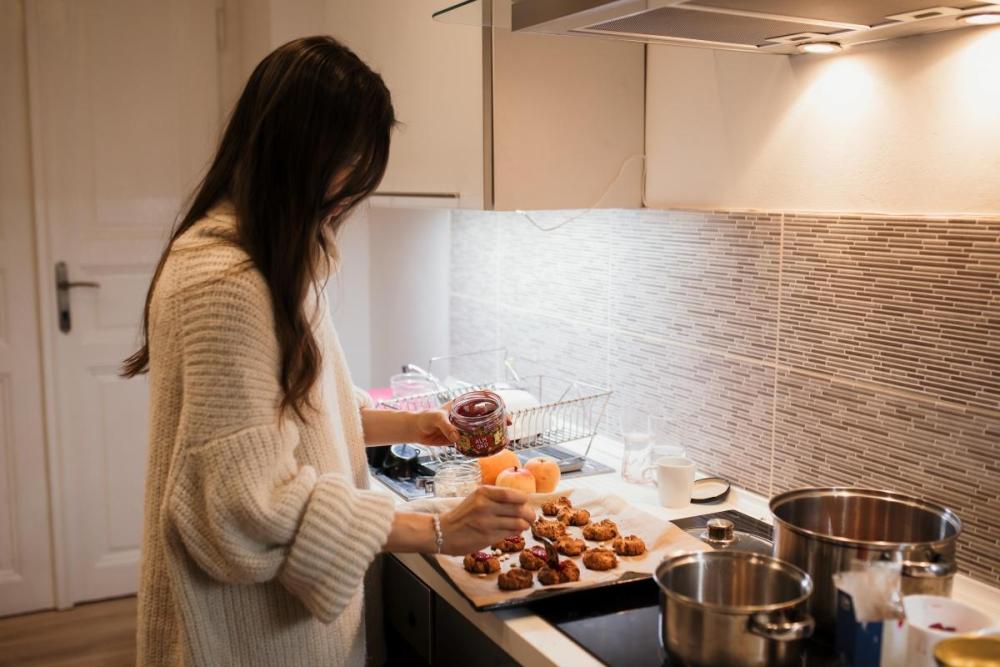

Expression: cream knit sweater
xmin=137 ymin=207 xmax=395 ymax=666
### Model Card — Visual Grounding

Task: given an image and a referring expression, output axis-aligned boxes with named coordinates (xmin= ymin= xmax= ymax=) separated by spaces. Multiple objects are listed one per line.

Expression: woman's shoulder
xmin=157 ymin=213 xmax=269 ymax=312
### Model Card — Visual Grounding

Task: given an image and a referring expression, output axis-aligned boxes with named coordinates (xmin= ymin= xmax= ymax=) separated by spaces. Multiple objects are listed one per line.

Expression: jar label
xmin=457 ymin=427 xmax=508 ymax=456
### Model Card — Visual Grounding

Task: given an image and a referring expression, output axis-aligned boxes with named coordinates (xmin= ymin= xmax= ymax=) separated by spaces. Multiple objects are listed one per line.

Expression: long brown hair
xmin=122 ymin=36 xmax=395 ymax=419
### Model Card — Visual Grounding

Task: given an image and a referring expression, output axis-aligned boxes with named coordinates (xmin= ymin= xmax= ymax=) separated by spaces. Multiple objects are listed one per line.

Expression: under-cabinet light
xmin=797 ymin=42 xmax=843 ymax=55
xmin=959 ymin=12 xmax=1000 ymax=26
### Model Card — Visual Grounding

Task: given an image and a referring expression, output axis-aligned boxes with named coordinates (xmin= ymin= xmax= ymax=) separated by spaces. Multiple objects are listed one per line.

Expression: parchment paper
xmin=429 ymin=489 xmax=709 ymax=610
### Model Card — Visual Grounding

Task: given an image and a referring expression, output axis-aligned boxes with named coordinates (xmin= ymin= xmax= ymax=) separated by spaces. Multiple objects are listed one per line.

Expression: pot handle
xmin=902 ymin=561 xmax=957 ymax=578
xmin=749 ymin=612 xmax=815 ymax=642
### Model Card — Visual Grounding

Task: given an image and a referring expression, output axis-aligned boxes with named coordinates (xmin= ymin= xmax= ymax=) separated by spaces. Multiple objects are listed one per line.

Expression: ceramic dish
xmin=691 ymin=477 xmax=731 ymax=504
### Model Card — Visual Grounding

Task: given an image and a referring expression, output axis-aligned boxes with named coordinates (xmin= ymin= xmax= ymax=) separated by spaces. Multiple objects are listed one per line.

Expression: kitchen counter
xmin=376 ymin=435 xmax=1000 ymax=666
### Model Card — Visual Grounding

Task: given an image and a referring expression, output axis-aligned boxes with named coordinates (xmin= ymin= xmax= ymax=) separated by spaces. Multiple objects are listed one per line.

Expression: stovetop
xmin=371 ymin=444 xmax=614 ymax=501
xmin=529 ymin=510 xmax=839 ymax=667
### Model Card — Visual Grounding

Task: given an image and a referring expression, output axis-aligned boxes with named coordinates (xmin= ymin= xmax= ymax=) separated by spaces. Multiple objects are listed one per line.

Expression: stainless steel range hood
xmin=435 ymin=0 xmax=1000 ymax=54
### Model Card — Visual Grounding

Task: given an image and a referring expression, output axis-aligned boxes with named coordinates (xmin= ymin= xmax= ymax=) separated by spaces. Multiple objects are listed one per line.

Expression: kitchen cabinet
xmin=434 ymin=601 xmax=518 ymax=667
xmin=325 ymin=0 xmax=484 ymax=206
xmin=326 ymin=0 xmax=644 ymax=210
xmin=491 ymin=23 xmax=645 ymax=210
xmin=384 ymin=554 xmax=435 ymax=663
xmin=384 ymin=555 xmax=515 ymax=666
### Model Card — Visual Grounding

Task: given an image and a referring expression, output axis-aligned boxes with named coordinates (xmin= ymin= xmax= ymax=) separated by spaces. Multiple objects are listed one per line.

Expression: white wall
xmin=329 ymin=205 xmax=452 ymax=391
xmin=645 ymin=25 xmax=1000 ymax=216
xmin=327 ymin=207 xmax=372 ymax=389
xmin=367 ymin=207 xmax=451 ymax=389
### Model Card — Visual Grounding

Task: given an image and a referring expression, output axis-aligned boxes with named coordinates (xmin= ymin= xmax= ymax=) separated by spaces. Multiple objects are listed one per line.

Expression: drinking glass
xmin=649 ymin=416 xmax=687 ymax=461
xmin=620 ymin=408 xmax=653 ymax=484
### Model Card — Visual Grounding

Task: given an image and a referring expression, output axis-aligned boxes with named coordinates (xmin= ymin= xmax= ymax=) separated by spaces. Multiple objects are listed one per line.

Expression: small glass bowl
xmin=432 ymin=462 xmax=482 ymax=498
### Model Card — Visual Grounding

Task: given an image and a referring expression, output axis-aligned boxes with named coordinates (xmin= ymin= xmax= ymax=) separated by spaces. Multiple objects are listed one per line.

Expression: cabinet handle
xmin=55 ymin=261 xmax=101 ymax=333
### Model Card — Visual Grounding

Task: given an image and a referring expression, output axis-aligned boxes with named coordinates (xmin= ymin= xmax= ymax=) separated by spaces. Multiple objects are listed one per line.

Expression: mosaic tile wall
xmin=449 ymin=207 xmax=1000 ymax=586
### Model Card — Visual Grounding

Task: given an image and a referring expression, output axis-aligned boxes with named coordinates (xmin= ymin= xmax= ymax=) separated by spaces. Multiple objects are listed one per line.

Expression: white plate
xmin=691 ymin=477 xmax=730 ymax=503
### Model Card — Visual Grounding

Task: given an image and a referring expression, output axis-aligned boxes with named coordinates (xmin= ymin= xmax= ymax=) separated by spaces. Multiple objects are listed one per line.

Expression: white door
xmin=26 ymin=0 xmax=221 ymax=604
xmin=0 ymin=0 xmax=56 ymax=617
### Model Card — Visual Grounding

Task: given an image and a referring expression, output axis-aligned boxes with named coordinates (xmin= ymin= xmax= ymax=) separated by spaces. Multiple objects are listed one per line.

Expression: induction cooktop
xmin=528 ymin=510 xmax=838 ymax=667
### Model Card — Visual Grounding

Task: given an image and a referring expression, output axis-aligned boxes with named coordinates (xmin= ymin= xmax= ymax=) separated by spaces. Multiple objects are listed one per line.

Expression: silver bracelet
xmin=432 ymin=513 xmax=444 ymax=554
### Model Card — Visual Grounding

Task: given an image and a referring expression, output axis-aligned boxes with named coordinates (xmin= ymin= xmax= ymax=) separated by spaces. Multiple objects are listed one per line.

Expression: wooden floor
xmin=0 ymin=597 xmax=136 ymax=667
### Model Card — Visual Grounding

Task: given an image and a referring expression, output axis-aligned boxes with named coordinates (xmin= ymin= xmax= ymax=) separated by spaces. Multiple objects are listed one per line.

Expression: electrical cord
xmin=514 ymin=153 xmax=648 ymax=232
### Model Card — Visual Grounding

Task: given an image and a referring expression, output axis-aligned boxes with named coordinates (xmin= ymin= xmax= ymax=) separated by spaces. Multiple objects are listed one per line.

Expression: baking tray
xmin=422 ymin=492 xmax=709 ymax=612
xmin=421 ymin=554 xmax=652 ymax=611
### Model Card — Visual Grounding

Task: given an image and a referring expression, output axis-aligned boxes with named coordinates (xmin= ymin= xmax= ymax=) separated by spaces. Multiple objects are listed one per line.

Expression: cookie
xmin=582 ymin=519 xmax=619 ymax=542
xmin=557 ymin=558 xmax=580 ymax=582
xmin=612 ymin=534 xmax=647 ymax=557
xmin=492 ymin=535 xmax=526 ymax=553
xmin=532 ymin=517 xmax=567 ymax=540
xmin=519 ymin=546 xmax=550 ymax=571
xmin=463 ymin=551 xmax=501 ymax=574
xmin=555 ymin=535 xmax=586 ymax=557
xmin=556 ymin=508 xmax=591 ymax=527
xmin=540 ymin=496 xmax=573 ymax=517
xmin=498 ymin=567 xmax=534 ymax=591
xmin=582 ymin=547 xmax=618 ymax=571
xmin=538 ymin=559 xmax=581 ymax=586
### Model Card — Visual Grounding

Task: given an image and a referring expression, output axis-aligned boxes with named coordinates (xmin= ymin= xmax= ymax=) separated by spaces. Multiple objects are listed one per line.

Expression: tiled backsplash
xmin=449 ymin=207 xmax=1000 ymax=586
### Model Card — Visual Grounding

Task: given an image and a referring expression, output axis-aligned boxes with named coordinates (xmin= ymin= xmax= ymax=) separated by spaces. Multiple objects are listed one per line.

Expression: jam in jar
xmin=449 ymin=390 xmax=509 ymax=457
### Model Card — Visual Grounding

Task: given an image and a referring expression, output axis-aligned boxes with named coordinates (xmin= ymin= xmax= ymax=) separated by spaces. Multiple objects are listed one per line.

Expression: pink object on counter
xmin=368 ymin=387 xmax=394 ymax=403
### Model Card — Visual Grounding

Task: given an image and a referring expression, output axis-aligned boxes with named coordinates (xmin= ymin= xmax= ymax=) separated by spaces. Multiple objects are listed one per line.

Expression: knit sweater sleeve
xmin=354 ymin=386 xmax=375 ymax=410
xmin=164 ymin=258 xmax=395 ymax=624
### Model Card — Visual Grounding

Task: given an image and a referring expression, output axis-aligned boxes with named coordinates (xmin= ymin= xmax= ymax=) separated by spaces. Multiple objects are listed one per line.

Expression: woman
xmin=124 ymin=36 xmax=533 ymax=666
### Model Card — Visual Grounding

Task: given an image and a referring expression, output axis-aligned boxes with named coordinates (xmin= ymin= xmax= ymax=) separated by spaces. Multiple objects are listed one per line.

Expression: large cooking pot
xmin=655 ymin=551 xmax=814 ymax=667
xmin=770 ymin=488 xmax=962 ymax=635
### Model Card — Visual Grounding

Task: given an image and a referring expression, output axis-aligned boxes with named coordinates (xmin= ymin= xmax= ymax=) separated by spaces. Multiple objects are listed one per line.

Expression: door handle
xmin=55 ymin=261 xmax=100 ymax=333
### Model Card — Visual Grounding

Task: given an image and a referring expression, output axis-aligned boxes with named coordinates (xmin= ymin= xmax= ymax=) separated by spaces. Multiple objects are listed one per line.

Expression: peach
xmin=524 ymin=456 xmax=561 ymax=493
xmin=478 ymin=449 xmax=520 ymax=485
xmin=495 ymin=466 xmax=537 ymax=495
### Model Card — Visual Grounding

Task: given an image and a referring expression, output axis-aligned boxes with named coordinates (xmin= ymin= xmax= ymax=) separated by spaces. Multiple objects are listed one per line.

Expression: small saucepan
xmin=656 ymin=550 xmax=814 ymax=667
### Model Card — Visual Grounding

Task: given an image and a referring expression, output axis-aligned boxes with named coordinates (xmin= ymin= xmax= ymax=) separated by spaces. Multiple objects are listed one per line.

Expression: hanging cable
xmin=515 ymin=153 xmax=647 ymax=232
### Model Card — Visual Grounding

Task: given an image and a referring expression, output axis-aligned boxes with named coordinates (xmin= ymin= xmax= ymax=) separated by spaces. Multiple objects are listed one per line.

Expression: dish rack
xmin=379 ymin=374 xmax=612 ymax=462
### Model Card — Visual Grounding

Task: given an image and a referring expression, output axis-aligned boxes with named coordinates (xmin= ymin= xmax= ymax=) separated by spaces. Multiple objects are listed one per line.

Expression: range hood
xmin=435 ymin=0 xmax=1000 ymax=54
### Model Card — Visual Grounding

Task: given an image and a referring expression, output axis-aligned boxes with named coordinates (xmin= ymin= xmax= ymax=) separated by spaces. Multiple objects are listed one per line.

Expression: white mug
xmin=902 ymin=595 xmax=1000 ymax=667
xmin=643 ymin=456 xmax=695 ymax=508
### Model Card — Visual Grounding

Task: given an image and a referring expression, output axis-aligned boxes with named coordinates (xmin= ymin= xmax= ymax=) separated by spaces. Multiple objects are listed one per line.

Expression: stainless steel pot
xmin=655 ymin=551 xmax=814 ymax=667
xmin=770 ymin=488 xmax=962 ymax=635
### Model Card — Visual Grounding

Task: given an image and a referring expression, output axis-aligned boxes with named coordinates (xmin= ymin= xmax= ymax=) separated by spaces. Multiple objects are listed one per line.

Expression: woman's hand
xmin=361 ymin=408 xmax=457 ymax=446
xmin=411 ymin=400 xmax=510 ymax=446
xmin=360 ymin=403 xmax=511 ymax=447
xmin=438 ymin=486 xmax=535 ymax=555
xmin=412 ymin=409 xmax=459 ymax=446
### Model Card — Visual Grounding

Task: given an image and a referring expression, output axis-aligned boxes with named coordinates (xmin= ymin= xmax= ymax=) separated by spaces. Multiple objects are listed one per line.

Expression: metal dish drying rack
xmin=379 ymin=374 xmax=612 ymax=463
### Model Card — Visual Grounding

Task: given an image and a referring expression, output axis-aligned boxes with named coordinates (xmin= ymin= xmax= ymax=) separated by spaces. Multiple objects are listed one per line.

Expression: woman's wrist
xmin=384 ymin=512 xmax=438 ymax=553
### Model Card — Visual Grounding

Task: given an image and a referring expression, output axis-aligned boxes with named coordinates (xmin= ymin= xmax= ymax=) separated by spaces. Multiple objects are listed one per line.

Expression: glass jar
xmin=449 ymin=390 xmax=509 ymax=457
xmin=432 ymin=462 xmax=482 ymax=498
